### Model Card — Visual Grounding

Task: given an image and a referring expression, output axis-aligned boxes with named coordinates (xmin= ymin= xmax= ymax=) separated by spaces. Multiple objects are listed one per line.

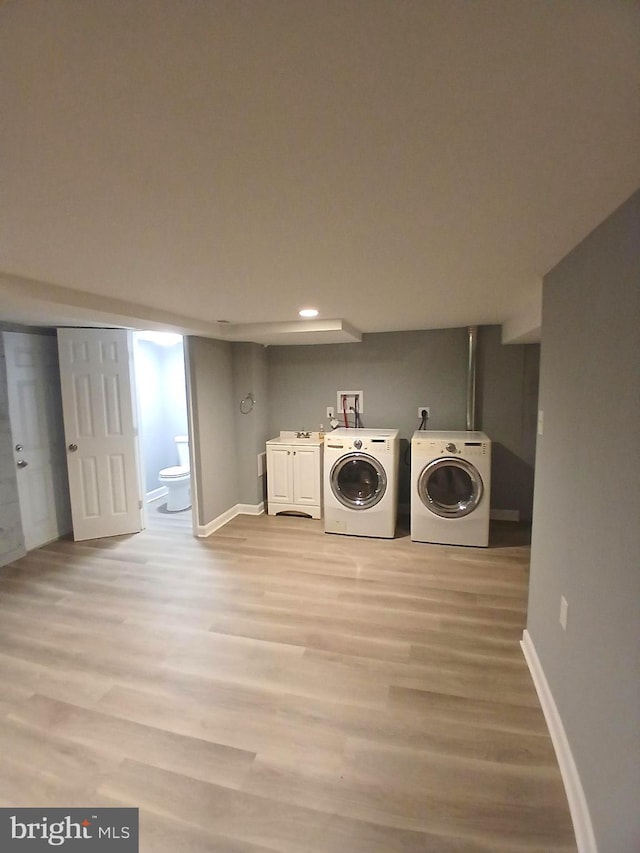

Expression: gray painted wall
xmin=185 ymin=336 xmax=239 ymax=526
xmin=267 ymin=327 xmax=538 ymax=514
xmin=267 ymin=328 xmax=469 ymax=435
xmin=478 ymin=325 xmax=539 ymax=520
xmin=232 ymin=342 xmax=269 ymax=505
xmin=267 ymin=329 xmax=468 ymax=507
xmin=0 ymin=335 xmax=25 ymax=566
xmin=527 ymin=190 xmax=640 ymax=852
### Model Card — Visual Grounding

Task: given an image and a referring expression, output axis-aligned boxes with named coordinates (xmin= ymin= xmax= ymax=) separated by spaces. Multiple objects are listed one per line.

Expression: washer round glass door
xmin=417 ymin=458 xmax=483 ymax=518
xmin=331 ymin=453 xmax=387 ymax=510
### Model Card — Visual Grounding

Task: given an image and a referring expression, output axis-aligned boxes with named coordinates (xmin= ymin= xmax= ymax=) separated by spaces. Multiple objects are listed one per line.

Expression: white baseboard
xmin=146 ymin=487 xmax=168 ymax=503
xmin=521 ymin=630 xmax=597 ymax=853
xmin=196 ymin=502 xmax=264 ymax=538
xmin=236 ymin=502 xmax=265 ymax=516
xmin=490 ymin=508 xmax=521 ymax=522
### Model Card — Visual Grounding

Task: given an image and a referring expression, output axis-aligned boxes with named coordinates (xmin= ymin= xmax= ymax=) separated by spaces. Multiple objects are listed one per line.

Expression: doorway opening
xmin=133 ymin=331 xmax=192 ymax=533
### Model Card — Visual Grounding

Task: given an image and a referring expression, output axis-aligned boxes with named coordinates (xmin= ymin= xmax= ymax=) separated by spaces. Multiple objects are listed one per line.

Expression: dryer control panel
xmin=412 ymin=431 xmax=490 ymax=459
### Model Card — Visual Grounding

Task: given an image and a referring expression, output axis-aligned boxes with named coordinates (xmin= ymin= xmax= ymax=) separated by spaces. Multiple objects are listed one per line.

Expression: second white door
xmin=3 ymin=331 xmax=71 ymax=550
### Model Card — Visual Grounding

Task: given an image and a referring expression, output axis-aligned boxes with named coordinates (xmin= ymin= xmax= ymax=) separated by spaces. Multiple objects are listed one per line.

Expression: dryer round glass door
xmin=417 ymin=457 xmax=483 ymax=518
xmin=330 ymin=453 xmax=387 ymax=510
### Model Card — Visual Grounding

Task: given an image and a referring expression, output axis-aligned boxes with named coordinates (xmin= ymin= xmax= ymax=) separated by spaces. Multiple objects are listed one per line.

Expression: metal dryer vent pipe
xmin=466 ymin=325 xmax=478 ymax=431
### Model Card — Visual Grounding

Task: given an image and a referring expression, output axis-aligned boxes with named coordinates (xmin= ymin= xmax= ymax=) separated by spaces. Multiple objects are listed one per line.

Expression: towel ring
xmin=240 ymin=393 xmax=255 ymax=414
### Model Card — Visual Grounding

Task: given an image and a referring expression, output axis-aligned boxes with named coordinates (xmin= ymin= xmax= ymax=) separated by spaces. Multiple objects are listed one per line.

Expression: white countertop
xmin=266 ymin=430 xmax=324 ymax=446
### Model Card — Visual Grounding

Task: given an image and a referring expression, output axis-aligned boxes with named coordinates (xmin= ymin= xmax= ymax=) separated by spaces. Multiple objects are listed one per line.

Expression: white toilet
xmin=158 ymin=435 xmax=191 ymax=512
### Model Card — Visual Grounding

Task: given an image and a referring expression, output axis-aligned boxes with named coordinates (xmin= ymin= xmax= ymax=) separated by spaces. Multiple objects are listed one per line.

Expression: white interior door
xmin=57 ymin=328 xmax=141 ymax=541
xmin=3 ymin=331 xmax=71 ymax=550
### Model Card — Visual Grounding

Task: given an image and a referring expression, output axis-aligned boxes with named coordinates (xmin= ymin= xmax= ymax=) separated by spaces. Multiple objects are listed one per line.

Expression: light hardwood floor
xmin=0 ymin=509 xmax=576 ymax=852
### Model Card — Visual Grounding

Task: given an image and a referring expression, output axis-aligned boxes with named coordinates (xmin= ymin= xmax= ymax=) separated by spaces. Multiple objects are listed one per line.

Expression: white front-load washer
xmin=324 ymin=428 xmax=399 ymax=538
xmin=411 ymin=431 xmax=491 ymax=547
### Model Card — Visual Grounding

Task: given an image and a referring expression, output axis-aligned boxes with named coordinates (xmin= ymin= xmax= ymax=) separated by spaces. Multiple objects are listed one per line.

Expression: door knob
xmin=16 ymin=459 xmax=28 ymax=468
xmin=15 ymin=444 xmax=23 ymax=452
xmin=68 ymin=443 xmax=78 ymax=452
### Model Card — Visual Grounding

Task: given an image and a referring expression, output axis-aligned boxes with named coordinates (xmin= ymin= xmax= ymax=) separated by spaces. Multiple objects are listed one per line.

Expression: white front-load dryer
xmin=324 ymin=428 xmax=399 ymax=538
xmin=411 ymin=431 xmax=491 ymax=547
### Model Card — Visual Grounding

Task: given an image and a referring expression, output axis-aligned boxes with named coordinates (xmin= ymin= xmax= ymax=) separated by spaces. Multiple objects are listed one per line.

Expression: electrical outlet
xmin=417 ymin=406 xmax=430 ymax=419
xmin=559 ymin=596 xmax=568 ymax=630
xmin=326 ymin=406 xmax=335 ymax=419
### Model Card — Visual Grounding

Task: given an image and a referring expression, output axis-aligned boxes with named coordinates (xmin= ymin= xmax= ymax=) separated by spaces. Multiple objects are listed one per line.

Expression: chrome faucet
xmin=296 ymin=431 xmax=311 ymax=438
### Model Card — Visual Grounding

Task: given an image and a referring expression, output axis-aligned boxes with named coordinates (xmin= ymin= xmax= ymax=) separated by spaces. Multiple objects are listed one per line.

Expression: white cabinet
xmin=266 ymin=432 xmax=323 ymax=519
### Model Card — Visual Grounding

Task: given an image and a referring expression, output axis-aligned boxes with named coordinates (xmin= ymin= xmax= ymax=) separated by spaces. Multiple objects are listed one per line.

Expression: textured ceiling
xmin=1 ymin=0 xmax=638 ymax=342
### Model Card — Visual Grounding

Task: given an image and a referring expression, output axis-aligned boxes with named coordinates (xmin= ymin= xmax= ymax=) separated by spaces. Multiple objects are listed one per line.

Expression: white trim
xmin=197 ymin=506 xmax=237 ymax=538
xmin=521 ymin=630 xmax=597 ymax=853
xmin=257 ymin=451 xmax=266 ymax=478
xmin=267 ymin=502 xmax=321 ymax=519
xmin=490 ymin=508 xmax=521 ymax=522
xmin=182 ymin=337 xmax=198 ymax=539
xmin=146 ymin=486 xmax=168 ymax=503
xmin=196 ymin=502 xmax=265 ymax=538
xmin=130 ymin=333 xmax=147 ymax=536
xmin=236 ymin=502 xmax=265 ymax=516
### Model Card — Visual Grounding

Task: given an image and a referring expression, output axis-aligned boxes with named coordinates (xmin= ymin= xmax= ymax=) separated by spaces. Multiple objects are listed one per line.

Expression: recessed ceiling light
xmin=299 ymin=308 xmax=319 ymax=318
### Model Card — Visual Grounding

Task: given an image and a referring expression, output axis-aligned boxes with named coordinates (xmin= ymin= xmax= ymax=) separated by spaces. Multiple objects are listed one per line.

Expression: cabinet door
xmin=292 ymin=446 xmax=320 ymax=506
xmin=267 ymin=445 xmax=293 ymax=503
